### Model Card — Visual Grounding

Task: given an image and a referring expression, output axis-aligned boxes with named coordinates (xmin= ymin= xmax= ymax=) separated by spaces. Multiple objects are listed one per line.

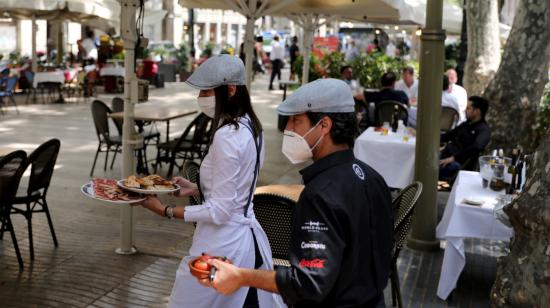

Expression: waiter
xmin=197 ymin=78 xmax=393 ymax=307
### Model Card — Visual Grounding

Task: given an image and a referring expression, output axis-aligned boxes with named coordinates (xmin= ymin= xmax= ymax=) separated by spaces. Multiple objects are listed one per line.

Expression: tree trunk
xmin=456 ymin=0 xmax=467 ymax=86
xmin=490 ymin=130 xmax=550 ymax=307
xmin=463 ymin=0 xmax=501 ymax=96
xmin=484 ymin=0 xmax=550 ymax=153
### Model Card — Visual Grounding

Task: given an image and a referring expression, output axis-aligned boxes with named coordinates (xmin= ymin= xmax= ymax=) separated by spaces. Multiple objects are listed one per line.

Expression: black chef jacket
xmin=275 ymin=150 xmax=393 ymax=307
xmin=441 ymin=119 xmax=491 ymax=165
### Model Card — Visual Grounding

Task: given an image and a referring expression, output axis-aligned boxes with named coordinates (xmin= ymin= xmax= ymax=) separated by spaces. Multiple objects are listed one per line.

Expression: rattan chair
xmin=390 ymin=182 xmax=423 ymax=308
xmin=375 ymin=100 xmax=408 ymax=127
xmin=11 ymin=139 xmax=60 ymax=260
xmin=0 ymin=150 xmax=28 ymax=269
xmin=155 ymin=113 xmax=213 ymax=177
xmin=441 ymin=106 xmax=459 ymax=132
xmin=182 ymin=161 xmax=201 ymax=205
xmin=253 ymin=193 xmax=296 ymax=268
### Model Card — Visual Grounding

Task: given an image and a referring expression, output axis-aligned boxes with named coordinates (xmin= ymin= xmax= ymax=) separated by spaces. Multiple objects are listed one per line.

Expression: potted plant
xmin=176 ymin=43 xmax=190 ymax=82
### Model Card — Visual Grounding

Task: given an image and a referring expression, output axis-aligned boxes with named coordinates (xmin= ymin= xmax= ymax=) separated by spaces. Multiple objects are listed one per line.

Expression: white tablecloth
xmin=33 ymin=71 xmax=65 ymax=88
xmin=436 ymin=171 xmax=513 ymax=300
xmin=353 ymin=127 xmax=416 ymax=189
xmin=100 ymin=66 xmax=125 ymax=77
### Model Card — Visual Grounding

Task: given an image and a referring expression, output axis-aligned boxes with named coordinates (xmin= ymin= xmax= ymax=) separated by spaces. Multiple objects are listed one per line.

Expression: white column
xmin=31 ymin=16 xmax=37 ymax=73
xmin=204 ymin=21 xmax=211 ymax=45
xmin=237 ymin=24 xmax=243 ymax=50
xmin=244 ymin=16 xmax=256 ymax=89
xmin=319 ymin=24 xmax=327 ymax=37
xmin=226 ymin=22 xmax=232 ymax=47
xmin=215 ymin=21 xmax=222 ymax=45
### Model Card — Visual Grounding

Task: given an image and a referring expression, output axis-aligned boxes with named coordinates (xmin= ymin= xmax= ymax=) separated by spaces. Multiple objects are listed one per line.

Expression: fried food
xmin=125 ymin=175 xmax=141 ymax=188
xmin=124 ymin=174 xmax=175 ymax=190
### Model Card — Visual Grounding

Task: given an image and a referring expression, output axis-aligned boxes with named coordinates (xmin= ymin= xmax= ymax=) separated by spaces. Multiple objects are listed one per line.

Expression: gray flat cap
xmin=185 ymin=54 xmax=246 ymax=90
xmin=277 ymin=78 xmax=355 ymax=116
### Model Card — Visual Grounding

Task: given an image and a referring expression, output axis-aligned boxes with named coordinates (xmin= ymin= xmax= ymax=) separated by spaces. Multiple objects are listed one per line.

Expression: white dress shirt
xmin=270 ymin=41 xmax=285 ymax=61
xmin=449 ymin=83 xmax=468 ymax=121
xmin=169 ymin=116 xmax=284 ymax=307
xmin=395 ymin=79 xmax=418 ymax=101
xmin=442 ymin=91 xmax=461 ymax=118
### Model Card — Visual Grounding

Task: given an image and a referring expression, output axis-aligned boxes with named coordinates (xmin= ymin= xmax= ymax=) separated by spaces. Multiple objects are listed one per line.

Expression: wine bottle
xmin=507 ymin=148 xmax=518 ymax=194
xmin=391 ymin=105 xmax=399 ymax=133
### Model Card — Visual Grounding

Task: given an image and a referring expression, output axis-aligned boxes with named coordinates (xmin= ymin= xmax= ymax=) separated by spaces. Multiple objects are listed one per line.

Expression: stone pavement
xmin=0 ymin=70 xmax=506 ymax=307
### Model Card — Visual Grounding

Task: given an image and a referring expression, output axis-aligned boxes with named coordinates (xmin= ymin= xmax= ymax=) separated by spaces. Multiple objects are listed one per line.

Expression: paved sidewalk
xmin=0 ymin=71 xmax=505 ymax=307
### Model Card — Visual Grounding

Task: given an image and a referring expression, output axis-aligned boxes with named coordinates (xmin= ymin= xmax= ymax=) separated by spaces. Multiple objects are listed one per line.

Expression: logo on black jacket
xmin=353 ymin=163 xmax=365 ymax=180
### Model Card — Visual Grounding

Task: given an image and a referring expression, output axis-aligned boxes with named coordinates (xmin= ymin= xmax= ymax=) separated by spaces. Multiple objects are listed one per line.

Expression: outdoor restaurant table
xmin=33 ymin=71 xmax=65 ymax=88
xmin=100 ymin=66 xmax=125 ymax=77
xmin=255 ymin=184 xmax=304 ymax=202
xmin=436 ymin=170 xmax=513 ymax=300
xmin=353 ymin=127 xmax=416 ymax=189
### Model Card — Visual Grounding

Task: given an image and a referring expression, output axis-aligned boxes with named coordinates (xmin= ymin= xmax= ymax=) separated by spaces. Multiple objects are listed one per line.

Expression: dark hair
xmin=213 ymin=85 xmax=262 ymax=140
xmin=305 ymin=112 xmax=358 ymax=148
xmin=255 ymin=36 xmax=263 ymax=43
xmin=381 ymin=71 xmax=397 ymax=87
xmin=469 ymin=96 xmax=489 ymax=119
xmin=292 ymin=36 xmax=298 ymax=43
xmin=443 ymin=75 xmax=449 ymax=91
xmin=340 ymin=65 xmax=352 ymax=75
xmin=402 ymin=66 xmax=414 ymax=75
xmin=274 ymin=35 xmax=280 ymax=41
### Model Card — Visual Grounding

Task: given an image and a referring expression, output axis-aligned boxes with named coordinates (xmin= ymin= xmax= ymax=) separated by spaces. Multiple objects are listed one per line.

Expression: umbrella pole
xmin=117 ymin=0 xmax=140 ymax=255
xmin=244 ymin=0 xmax=258 ymax=89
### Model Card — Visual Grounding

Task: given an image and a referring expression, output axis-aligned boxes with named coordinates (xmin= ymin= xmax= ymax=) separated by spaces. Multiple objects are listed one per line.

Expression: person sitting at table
xmin=395 ymin=66 xmax=418 ymax=105
xmin=194 ymin=78 xmax=393 ymax=308
xmin=441 ymin=75 xmax=463 ymax=122
xmin=340 ymin=65 xmax=369 ymax=129
xmin=135 ymin=55 xmax=278 ymax=307
xmin=446 ymin=68 xmax=468 ymax=119
xmin=440 ymin=96 xmax=491 ymax=180
xmin=371 ymin=71 xmax=409 ymax=107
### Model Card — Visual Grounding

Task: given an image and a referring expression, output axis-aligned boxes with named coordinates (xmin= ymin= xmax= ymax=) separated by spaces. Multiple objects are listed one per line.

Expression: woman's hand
xmin=139 ymin=196 xmax=165 ymax=216
xmin=172 ymin=176 xmax=199 ymax=197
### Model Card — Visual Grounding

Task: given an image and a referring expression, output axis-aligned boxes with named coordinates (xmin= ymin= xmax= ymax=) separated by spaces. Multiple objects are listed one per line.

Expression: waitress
xmin=137 ymin=55 xmax=281 ymax=307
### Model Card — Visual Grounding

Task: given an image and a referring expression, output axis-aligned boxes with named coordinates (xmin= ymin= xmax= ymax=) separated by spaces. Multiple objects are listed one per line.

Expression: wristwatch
xmin=164 ymin=205 xmax=175 ymax=219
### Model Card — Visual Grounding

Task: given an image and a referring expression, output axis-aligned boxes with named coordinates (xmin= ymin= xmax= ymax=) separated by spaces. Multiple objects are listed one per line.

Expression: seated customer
xmin=439 ymin=96 xmax=491 ymax=179
xmin=372 ymin=71 xmax=409 ymax=107
xmin=441 ymin=75 xmax=462 ymax=121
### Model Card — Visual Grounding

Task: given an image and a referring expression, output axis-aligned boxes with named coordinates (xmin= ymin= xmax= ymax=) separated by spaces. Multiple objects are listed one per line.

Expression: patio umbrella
xmin=179 ymin=0 xmax=418 ymax=85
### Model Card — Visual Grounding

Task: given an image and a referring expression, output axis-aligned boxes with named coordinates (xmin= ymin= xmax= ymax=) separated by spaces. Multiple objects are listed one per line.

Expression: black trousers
xmin=243 ymin=230 xmax=263 ymax=308
xmin=269 ymin=59 xmax=282 ymax=87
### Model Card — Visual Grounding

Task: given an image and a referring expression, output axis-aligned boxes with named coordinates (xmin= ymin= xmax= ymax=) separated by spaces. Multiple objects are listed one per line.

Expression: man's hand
xmin=440 ymin=156 xmax=455 ymax=167
xmin=171 ymin=176 xmax=198 ymax=197
xmin=198 ymin=259 xmax=244 ymax=295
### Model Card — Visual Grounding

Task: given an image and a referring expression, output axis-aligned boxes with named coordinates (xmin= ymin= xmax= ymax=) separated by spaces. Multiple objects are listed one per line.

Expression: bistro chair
xmin=375 ymin=100 xmax=408 ymax=127
xmin=0 ymin=150 xmax=28 ymax=269
xmin=0 ymin=76 xmax=20 ymax=114
xmin=23 ymin=71 xmax=37 ymax=104
xmin=390 ymin=182 xmax=423 ymax=308
xmin=11 ymin=139 xmax=60 ymax=260
xmin=154 ymin=113 xmax=213 ymax=177
xmin=182 ymin=161 xmax=201 ymax=205
xmin=441 ymin=106 xmax=459 ymax=132
xmin=253 ymin=193 xmax=296 ymax=268
xmin=111 ymin=97 xmax=160 ymax=146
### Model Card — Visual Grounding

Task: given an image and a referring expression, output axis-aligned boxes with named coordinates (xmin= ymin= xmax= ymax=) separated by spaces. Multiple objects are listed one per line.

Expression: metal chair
xmin=390 ymin=182 xmax=423 ymax=308
xmin=23 ymin=71 xmax=37 ymax=104
xmin=0 ymin=150 xmax=28 ymax=269
xmin=182 ymin=160 xmax=201 ymax=205
xmin=253 ymin=193 xmax=296 ymax=268
xmin=375 ymin=100 xmax=408 ymax=127
xmin=154 ymin=113 xmax=213 ymax=177
xmin=441 ymin=106 xmax=459 ymax=132
xmin=0 ymin=77 xmax=19 ymax=114
xmin=90 ymin=100 xmax=124 ymax=177
xmin=11 ymin=139 xmax=60 ymax=260
xmin=111 ymin=97 xmax=160 ymax=146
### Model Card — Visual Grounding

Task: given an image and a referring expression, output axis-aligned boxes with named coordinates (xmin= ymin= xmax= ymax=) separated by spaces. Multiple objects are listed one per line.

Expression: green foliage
xmin=201 ymin=42 xmax=215 ymax=58
xmin=152 ymin=45 xmax=170 ymax=61
xmin=136 ymin=47 xmax=150 ymax=59
xmin=320 ymin=51 xmax=346 ymax=79
xmin=175 ymin=43 xmax=190 ymax=71
xmin=292 ymin=54 xmax=324 ymax=83
xmin=445 ymin=41 xmax=461 ymax=70
xmin=350 ymin=52 xmax=414 ymax=89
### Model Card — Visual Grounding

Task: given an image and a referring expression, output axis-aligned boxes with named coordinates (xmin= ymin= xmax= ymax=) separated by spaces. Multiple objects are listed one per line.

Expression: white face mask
xmin=197 ymin=96 xmax=216 ymax=118
xmin=282 ymin=121 xmax=324 ymax=164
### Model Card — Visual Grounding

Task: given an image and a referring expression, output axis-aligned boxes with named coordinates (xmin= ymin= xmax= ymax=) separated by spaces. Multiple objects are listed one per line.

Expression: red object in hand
xmin=194 ymin=260 xmax=211 ymax=271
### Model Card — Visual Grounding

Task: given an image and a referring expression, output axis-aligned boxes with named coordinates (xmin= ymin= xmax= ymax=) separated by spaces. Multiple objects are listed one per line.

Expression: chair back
xmin=375 ymin=100 xmax=408 ymax=126
xmin=0 ymin=150 xmax=27 ymax=214
xmin=441 ymin=106 xmax=459 ymax=132
xmin=111 ymin=97 xmax=124 ymax=135
xmin=91 ymin=100 xmax=113 ymax=143
xmin=4 ymin=77 xmax=18 ymax=94
xmin=174 ymin=113 xmax=213 ymax=155
xmin=391 ymin=182 xmax=422 ymax=258
xmin=24 ymin=71 xmax=34 ymax=88
xmin=182 ymin=161 xmax=201 ymax=205
xmin=27 ymin=139 xmax=61 ymax=195
xmin=253 ymin=193 xmax=296 ymax=261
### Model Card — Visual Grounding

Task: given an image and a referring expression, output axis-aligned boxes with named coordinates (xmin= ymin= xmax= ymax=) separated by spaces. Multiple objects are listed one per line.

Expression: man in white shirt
xmin=442 ymin=75 xmax=461 ymax=120
xmin=269 ymin=35 xmax=285 ymax=90
xmin=394 ymin=66 xmax=418 ymax=105
xmin=345 ymin=40 xmax=360 ymax=62
xmin=385 ymin=41 xmax=396 ymax=58
xmin=446 ymin=68 xmax=468 ymax=119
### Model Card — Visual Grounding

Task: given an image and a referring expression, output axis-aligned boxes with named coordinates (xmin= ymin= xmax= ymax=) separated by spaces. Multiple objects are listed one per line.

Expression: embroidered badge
xmin=353 ymin=163 xmax=365 ymax=180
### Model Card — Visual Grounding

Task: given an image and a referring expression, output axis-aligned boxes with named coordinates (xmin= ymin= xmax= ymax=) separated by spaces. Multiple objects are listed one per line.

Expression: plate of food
xmin=81 ymin=179 xmax=146 ymax=204
xmin=117 ymin=174 xmax=180 ymax=194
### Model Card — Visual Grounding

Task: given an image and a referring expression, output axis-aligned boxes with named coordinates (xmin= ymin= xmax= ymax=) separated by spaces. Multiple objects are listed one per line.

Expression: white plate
xmin=81 ymin=181 xmax=146 ymax=204
xmin=116 ymin=179 xmax=180 ymax=195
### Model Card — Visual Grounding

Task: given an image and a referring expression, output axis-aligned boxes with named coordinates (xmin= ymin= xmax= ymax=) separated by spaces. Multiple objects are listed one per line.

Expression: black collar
xmin=300 ymin=149 xmax=355 ymax=184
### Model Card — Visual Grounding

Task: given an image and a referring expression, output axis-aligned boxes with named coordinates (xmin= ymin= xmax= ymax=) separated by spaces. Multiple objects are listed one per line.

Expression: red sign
xmin=312 ymin=36 xmax=339 ymax=58
xmin=299 ymin=258 xmax=326 ymax=269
